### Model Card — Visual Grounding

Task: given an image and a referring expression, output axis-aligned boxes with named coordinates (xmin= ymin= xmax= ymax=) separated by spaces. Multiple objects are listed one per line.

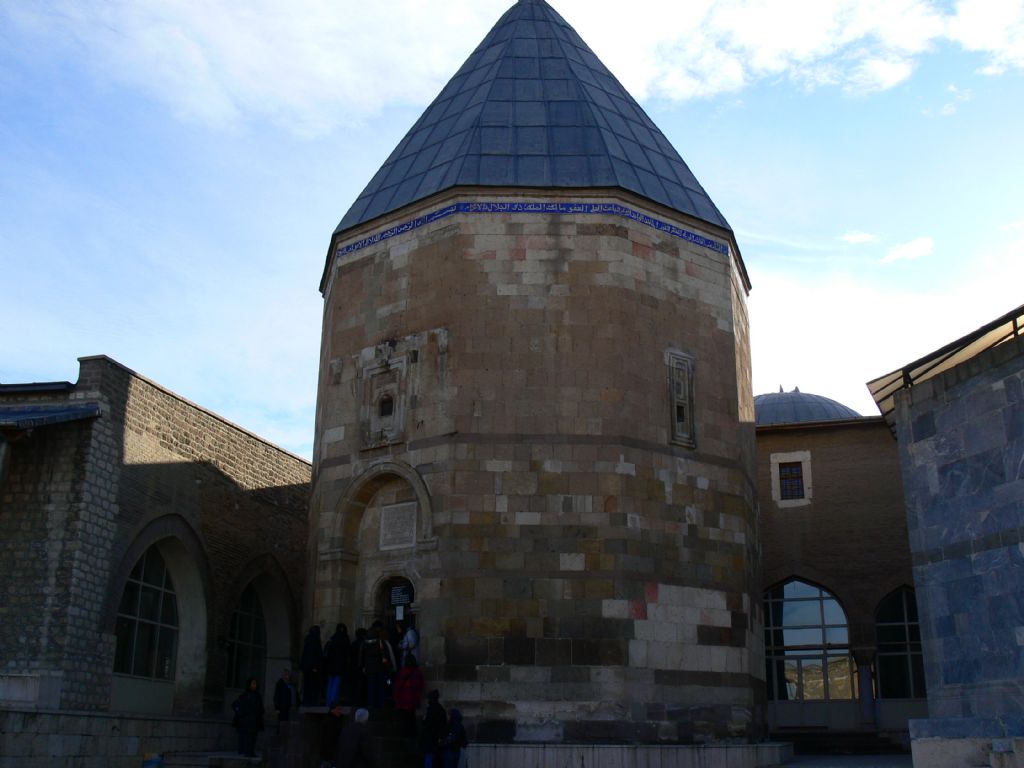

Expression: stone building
xmin=755 ymin=389 xmax=925 ymax=745
xmin=868 ymin=304 xmax=1024 ymax=767
xmin=0 ymin=356 xmax=309 ymax=765
xmin=311 ymin=0 xmax=761 ymax=745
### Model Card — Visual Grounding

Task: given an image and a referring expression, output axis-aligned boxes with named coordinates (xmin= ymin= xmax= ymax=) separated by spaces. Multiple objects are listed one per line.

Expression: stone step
xmin=163 ymin=752 xmax=263 ymax=768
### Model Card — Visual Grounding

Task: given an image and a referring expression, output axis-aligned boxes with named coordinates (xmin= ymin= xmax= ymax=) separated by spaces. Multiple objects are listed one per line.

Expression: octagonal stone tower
xmin=311 ymin=0 xmax=760 ymax=743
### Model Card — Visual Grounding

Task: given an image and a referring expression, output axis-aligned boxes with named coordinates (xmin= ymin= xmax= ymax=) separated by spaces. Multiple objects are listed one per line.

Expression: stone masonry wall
xmin=0 ymin=707 xmax=235 ymax=768
xmin=0 ymin=356 xmax=310 ymax=716
xmin=894 ymin=334 xmax=1024 ymax=739
xmin=312 ymin=190 xmax=760 ymax=743
xmin=0 ymin=415 xmax=93 ymax=709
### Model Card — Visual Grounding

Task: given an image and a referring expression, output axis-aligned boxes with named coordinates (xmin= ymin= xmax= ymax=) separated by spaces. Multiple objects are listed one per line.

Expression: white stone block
xmin=560 ymin=553 xmax=585 ymax=571
xmin=602 ymin=599 xmax=630 ymax=619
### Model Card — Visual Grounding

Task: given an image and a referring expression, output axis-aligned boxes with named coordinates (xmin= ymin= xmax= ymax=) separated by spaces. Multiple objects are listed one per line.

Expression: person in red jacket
xmin=393 ymin=655 xmax=425 ymax=737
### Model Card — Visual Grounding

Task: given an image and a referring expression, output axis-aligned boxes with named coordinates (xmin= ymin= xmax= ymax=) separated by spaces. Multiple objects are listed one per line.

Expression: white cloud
xmin=2 ymin=0 xmax=1023 ymax=134
xmin=840 ymin=231 xmax=879 ymax=244
xmin=947 ymin=0 xmax=1024 ymax=75
xmin=1003 ymin=220 xmax=1024 ymax=232
xmin=884 ymin=236 xmax=934 ymax=263
xmin=749 ymin=242 xmax=1024 ymax=417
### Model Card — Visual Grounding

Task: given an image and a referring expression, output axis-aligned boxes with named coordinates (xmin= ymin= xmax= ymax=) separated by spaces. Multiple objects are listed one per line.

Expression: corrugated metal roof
xmin=335 ymin=0 xmax=731 ymax=236
xmin=0 ymin=403 xmax=100 ymax=430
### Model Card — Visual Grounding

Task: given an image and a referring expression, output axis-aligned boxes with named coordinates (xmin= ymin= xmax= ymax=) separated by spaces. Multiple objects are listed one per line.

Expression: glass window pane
xmin=909 ymin=625 xmax=921 ymax=642
xmin=239 ymin=614 xmax=253 ymax=645
xmin=827 ymin=656 xmax=853 ymax=699
xmin=118 ymin=581 xmax=140 ymax=616
xmin=876 ymin=591 xmax=905 ymax=623
xmin=912 ymin=654 xmax=927 ymax=699
xmin=768 ymin=601 xmax=784 ymax=627
xmin=782 ymin=627 xmax=822 ymax=647
xmin=114 ymin=617 xmax=135 ymax=674
xmin=878 ymin=654 xmax=911 ymax=698
xmin=826 ymin=627 xmax=848 ymax=645
xmin=142 ymin=550 xmax=165 ymax=587
xmin=253 ymin=617 xmax=266 ymax=647
xmin=783 ymin=581 xmax=820 ymax=600
xmin=765 ymin=659 xmax=776 ymax=699
xmin=130 ymin=556 xmax=144 ymax=581
xmin=782 ymin=601 xmax=821 ymax=627
xmin=906 ymin=592 xmax=919 ymax=622
xmin=801 ymin=659 xmax=825 ymax=700
xmin=877 ymin=625 xmax=907 ymax=645
xmin=161 ymin=592 xmax=178 ymax=627
xmin=132 ymin=622 xmax=156 ymax=678
xmin=782 ymin=659 xmax=799 ymax=700
xmin=139 ymin=587 xmax=161 ymax=622
xmin=156 ymin=628 xmax=176 ymax=680
xmin=822 ymin=599 xmax=846 ymax=625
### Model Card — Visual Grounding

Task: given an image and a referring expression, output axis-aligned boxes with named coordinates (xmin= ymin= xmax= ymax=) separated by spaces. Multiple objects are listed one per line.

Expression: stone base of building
xmin=911 ymin=718 xmax=1024 ymax=768
xmin=466 ymin=742 xmax=793 ymax=768
xmin=0 ymin=706 xmax=236 ymax=767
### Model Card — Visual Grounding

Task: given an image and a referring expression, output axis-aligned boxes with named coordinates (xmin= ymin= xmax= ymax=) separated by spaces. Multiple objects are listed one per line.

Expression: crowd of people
xmin=231 ymin=619 xmax=468 ymax=767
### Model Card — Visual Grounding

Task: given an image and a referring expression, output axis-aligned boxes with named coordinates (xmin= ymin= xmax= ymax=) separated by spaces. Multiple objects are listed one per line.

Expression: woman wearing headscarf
xmin=301 ymin=625 xmax=324 ymax=706
xmin=440 ymin=708 xmax=467 ymax=768
xmin=325 ymin=623 xmax=351 ymax=706
xmin=232 ymin=677 xmax=265 ymax=758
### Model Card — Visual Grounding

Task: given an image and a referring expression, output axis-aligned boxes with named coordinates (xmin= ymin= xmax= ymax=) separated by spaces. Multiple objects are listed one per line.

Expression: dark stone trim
xmin=912 ymin=526 xmax=1024 ymax=566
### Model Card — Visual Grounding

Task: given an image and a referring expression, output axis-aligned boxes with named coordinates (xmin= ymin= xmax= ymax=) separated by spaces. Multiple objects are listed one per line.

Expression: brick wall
xmin=757 ymin=418 xmax=913 ymax=645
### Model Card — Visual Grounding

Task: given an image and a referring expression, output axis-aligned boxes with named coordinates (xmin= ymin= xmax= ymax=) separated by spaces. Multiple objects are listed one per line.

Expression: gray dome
xmin=754 ymin=389 xmax=861 ymax=426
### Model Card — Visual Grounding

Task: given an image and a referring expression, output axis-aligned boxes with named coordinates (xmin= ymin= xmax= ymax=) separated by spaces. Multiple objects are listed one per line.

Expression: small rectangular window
xmin=779 ymin=461 xmax=805 ymax=500
xmin=667 ymin=351 xmax=695 ymax=448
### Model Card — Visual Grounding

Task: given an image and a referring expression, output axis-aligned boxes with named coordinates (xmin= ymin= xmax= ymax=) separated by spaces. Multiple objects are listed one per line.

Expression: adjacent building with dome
xmin=754 ymin=388 xmax=924 ymax=744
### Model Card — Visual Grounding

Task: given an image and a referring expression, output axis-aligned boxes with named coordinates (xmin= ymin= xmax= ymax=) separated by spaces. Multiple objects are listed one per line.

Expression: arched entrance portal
xmin=324 ymin=461 xmax=432 ymax=634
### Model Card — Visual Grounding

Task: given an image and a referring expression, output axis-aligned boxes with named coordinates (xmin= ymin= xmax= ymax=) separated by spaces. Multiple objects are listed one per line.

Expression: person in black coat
xmin=337 ymin=707 xmax=375 ymax=768
xmin=347 ymin=628 xmax=368 ymax=707
xmin=301 ymin=625 xmax=324 ymax=706
xmin=232 ymin=677 xmax=265 ymax=757
xmin=320 ymin=701 xmax=346 ymax=767
xmin=325 ymin=623 xmax=350 ymax=706
xmin=273 ymin=668 xmax=298 ymax=730
xmin=420 ymin=689 xmax=447 ymax=768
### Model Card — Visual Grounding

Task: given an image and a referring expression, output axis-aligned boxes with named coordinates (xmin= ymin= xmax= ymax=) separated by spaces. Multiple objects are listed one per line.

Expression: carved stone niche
xmin=355 ymin=328 xmax=449 ymax=450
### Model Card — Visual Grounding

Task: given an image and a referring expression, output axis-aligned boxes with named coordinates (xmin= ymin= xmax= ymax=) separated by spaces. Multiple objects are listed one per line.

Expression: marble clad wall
xmin=894 ymin=334 xmax=1024 ymax=741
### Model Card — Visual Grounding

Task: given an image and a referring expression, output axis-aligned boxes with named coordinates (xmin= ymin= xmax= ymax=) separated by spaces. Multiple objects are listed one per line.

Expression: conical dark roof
xmin=335 ymin=0 xmax=731 ymax=235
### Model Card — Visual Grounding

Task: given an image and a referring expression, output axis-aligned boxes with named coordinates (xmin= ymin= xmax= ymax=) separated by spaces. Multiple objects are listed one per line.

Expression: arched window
xmin=875 ymin=587 xmax=926 ymax=699
xmin=226 ymin=583 xmax=267 ymax=690
xmin=764 ymin=579 xmax=855 ymax=701
xmin=114 ymin=546 xmax=178 ymax=680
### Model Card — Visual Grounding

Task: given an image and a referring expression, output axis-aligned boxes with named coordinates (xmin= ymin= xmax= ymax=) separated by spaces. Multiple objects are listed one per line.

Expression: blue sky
xmin=2 ymin=0 xmax=1022 ymax=458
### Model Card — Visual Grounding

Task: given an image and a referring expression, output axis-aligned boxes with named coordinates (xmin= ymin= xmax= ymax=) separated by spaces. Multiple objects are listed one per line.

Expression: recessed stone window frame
xmin=770 ymin=450 xmax=812 ymax=508
xmin=113 ymin=547 xmax=179 ymax=681
xmin=225 ymin=583 xmax=267 ymax=691
xmin=666 ymin=350 xmax=696 ymax=448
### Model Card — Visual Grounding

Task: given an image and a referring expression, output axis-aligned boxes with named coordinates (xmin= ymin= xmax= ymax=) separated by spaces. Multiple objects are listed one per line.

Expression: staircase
xmin=773 ymin=730 xmax=910 ymax=755
xmin=163 ymin=754 xmax=262 ymax=768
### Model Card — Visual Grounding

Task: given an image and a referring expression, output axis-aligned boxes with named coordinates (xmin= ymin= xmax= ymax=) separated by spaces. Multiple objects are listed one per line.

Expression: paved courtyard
xmin=787 ymin=756 xmax=912 ymax=767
